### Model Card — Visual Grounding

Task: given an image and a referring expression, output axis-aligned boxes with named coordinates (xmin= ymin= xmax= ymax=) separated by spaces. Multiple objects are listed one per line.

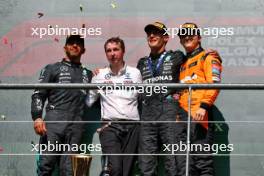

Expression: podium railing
xmin=1 ymin=83 xmax=264 ymax=176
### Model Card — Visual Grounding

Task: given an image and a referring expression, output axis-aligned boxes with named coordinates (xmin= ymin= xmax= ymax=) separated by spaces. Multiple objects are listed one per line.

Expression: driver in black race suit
xmin=31 ymin=35 xmax=92 ymax=176
xmin=136 ymin=22 xmax=185 ymax=176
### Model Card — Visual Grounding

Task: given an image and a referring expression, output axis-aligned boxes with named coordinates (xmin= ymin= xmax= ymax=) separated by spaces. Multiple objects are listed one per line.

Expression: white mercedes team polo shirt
xmin=86 ymin=64 xmax=142 ymax=121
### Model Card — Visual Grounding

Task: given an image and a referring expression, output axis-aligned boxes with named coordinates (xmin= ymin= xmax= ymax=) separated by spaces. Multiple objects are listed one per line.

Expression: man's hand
xmin=205 ymin=48 xmax=220 ymax=59
xmin=194 ymin=108 xmax=207 ymax=121
xmin=34 ymin=118 xmax=47 ymax=136
xmin=93 ymin=66 xmax=108 ymax=76
xmin=92 ymin=68 xmax=100 ymax=76
xmin=172 ymin=93 xmax=180 ymax=101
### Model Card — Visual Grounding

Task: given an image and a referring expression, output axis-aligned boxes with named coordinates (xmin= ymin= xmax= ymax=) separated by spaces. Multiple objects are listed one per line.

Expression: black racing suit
xmin=136 ymin=50 xmax=185 ymax=176
xmin=31 ymin=59 xmax=92 ymax=176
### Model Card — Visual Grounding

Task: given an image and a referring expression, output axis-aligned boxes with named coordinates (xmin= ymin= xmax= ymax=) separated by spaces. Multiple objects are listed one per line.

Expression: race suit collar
xmin=62 ymin=58 xmax=82 ymax=67
xmin=186 ymin=47 xmax=204 ymax=59
xmin=149 ymin=50 xmax=166 ymax=60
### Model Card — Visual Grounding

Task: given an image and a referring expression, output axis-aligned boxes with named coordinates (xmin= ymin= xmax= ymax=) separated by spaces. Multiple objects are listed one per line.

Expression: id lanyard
xmin=147 ymin=51 xmax=167 ymax=76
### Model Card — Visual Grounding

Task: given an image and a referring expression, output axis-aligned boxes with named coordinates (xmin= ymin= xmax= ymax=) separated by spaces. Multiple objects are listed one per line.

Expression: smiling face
xmin=105 ymin=42 xmax=124 ymax=66
xmin=179 ymin=34 xmax=201 ymax=53
xmin=146 ymin=29 xmax=169 ymax=54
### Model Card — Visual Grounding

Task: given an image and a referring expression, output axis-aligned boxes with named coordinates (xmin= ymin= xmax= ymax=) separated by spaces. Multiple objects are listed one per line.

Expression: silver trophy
xmin=72 ymin=155 xmax=92 ymax=176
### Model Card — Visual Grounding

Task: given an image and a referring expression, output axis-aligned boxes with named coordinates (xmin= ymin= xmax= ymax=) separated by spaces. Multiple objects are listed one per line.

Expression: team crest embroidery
xmin=125 ymin=73 xmax=131 ymax=79
xmin=60 ymin=66 xmax=68 ymax=72
xmin=105 ymin=73 xmax=111 ymax=80
xmin=165 ymin=55 xmax=171 ymax=62
xmin=82 ymin=69 xmax=87 ymax=76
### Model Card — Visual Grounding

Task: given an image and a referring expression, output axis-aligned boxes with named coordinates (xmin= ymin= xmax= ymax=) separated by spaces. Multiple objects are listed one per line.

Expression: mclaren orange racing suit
xmin=175 ymin=47 xmax=222 ymax=176
xmin=178 ymin=47 xmax=222 ymax=129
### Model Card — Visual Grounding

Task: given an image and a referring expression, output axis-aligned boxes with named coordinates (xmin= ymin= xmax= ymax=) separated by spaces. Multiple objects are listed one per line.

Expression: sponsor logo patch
xmin=105 ymin=73 xmax=111 ymax=80
xmin=125 ymin=72 xmax=131 ymax=79
xmin=212 ymin=68 xmax=221 ymax=75
xmin=212 ymin=76 xmax=221 ymax=82
xmin=188 ymin=61 xmax=197 ymax=68
xmin=164 ymin=55 xmax=171 ymax=62
xmin=60 ymin=66 xmax=68 ymax=72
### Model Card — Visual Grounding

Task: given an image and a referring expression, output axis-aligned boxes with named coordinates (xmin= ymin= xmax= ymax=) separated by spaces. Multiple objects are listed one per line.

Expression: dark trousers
xmin=38 ymin=110 xmax=84 ymax=176
xmin=175 ymin=108 xmax=214 ymax=176
xmin=99 ymin=122 xmax=140 ymax=176
xmin=138 ymin=100 xmax=178 ymax=176
xmin=139 ymin=123 xmax=177 ymax=176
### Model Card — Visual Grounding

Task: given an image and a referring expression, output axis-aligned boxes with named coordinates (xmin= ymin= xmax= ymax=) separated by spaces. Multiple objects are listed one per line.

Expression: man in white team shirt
xmin=86 ymin=37 xmax=142 ymax=176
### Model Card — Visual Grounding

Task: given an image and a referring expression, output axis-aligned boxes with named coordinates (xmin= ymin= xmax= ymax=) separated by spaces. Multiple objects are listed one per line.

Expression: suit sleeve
xmin=31 ymin=65 xmax=53 ymax=121
xmin=173 ymin=50 xmax=186 ymax=83
xmin=200 ymin=54 xmax=222 ymax=110
xmin=135 ymin=68 xmax=143 ymax=117
xmin=171 ymin=50 xmax=185 ymax=94
xmin=136 ymin=58 xmax=142 ymax=71
xmin=86 ymin=69 xmax=93 ymax=83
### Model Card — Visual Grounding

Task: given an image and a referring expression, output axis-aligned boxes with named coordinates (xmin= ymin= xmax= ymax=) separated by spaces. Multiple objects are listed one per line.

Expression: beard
xmin=65 ymin=50 xmax=82 ymax=61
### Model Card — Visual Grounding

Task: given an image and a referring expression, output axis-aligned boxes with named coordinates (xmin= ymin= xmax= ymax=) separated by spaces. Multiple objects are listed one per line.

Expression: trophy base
xmin=72 ymin=155 xmax=92 ymax=176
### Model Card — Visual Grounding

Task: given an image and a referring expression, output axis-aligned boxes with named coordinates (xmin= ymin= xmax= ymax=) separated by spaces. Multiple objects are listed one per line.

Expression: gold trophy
xmin=72 ymin=155 xmax=92 ymax=176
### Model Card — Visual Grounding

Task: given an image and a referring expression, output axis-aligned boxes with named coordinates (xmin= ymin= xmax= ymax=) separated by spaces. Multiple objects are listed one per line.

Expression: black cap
xmin=65 ymin=35 xmax=85 ymax=47
xmin=144 ymin=22 xmax=168 ymax=35
xmin=178 ymin=22 xmax=200 ymax=36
